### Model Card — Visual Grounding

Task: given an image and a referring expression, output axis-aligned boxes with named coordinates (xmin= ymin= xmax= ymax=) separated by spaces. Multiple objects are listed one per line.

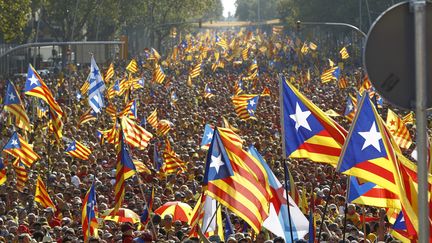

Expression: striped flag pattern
xmin=386 ymin=109 xmax=412 ymax=149
xmin=189 ymin=62 xmax=202 ymax=79
xmin=147 ymin=109 xmax=159 ymax=129
xmin=113 ymin=132 xmax=136 ymax=214
xmin=65 ymin=140 xmax=92 ymax=160
xmin=13 ymin=159 xmax=28 ymax=192
xmin=340 ymin=47 xmax=350 ymax=59
xmin=105 ymin=63 xmax=115 ymax=81
xmin=82 ymin=181 xmax=99 ymax=241
xmin=203 ymin=127 xmax=272 ymax=233
xmin=24 ymin=64 xmax=63 ymax=117
xmin=77 ymin=109 xmax=97 ymax=127
xmin=80 ymin=79 xmax=90 ymax=96
xmin=48 ymin=108 xmax=63 ymax=141
xmin=215 ymin=35 xmax=229 ymax=49
xmin=35 ymin=176 xmax=56 ymax=209
xmin=121 ymin=117 xmax=153 ymax=150
xmin=3 ymin=132 xmax=40 ymax=168
xmin=126 ymin=59 xmax=139 ymax=73
xmin=162 ymin=149 xmax=186 ymax=175
xmin=153 ymin=64 xmax=166 ymax=84
xmin=4 ymin=81 xmax=31 ymax=131
xmin=321 ymin=67 xmax=340 ymax=83
xmin=0 ymin=158 xmax=6 ymax=186
xmin=232 ymin=94 xmax=260 ymax=120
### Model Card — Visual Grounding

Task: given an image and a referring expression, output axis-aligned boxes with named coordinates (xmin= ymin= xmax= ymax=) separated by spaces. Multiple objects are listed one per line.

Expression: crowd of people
xmin=0 ymin=29 xmax=410 ymax=243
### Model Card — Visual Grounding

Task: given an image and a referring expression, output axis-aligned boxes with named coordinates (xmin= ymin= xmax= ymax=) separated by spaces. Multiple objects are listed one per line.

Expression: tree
xmin=235 ymin=0 xmax=280 ymax=22
xmin=0 ymin=0 xmax=31 ymax=42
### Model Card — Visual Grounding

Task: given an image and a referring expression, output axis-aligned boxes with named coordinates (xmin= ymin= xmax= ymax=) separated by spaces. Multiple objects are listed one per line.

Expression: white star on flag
xmin=28 ymin=75 xmax=39 ymax=86
xmin=249 ymin=99 xmax=256 ymax=106
xmin=210 ymin=154 xmax=224 ymax=174
xmin=8 ymin=92 xmax=16 ymax=101
xmin=289 ymin=102 xmax=312 ymax=131
xmin=11 ymin=139 xmax=18 ymax=146
xmin=206 ymin=132 xmax=213 ymax=140
xmin=358 ymin=121 xmax=382 ymax=152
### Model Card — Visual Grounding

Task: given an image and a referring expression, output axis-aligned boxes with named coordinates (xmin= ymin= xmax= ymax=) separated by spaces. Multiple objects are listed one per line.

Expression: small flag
xmin=88 ymin=56 xmax=106 ymax=113
xmin=65 ymin=140 xmax=92 ymax=160
xmin=3 ymin=132 xmax=40 ymax=168
xmin=35 ymin=176 xmax=55 ymax=209
xmin=82 ymin=181 xmax=98 ymax=241
xmin=340 ymin=47 xmax=350 ymax=59
xmin=126 ymin=59 xmax=139 ymax=73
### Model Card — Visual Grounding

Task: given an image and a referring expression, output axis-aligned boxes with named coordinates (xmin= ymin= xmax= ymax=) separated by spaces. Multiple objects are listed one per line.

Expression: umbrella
xmin=154 ymin=201 xmax=192 ymax=223
xmin=103 ymin=208 xmax=140 ymax=224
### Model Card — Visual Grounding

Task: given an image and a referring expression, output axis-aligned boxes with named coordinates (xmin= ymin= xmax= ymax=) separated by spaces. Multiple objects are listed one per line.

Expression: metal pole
xmin=359 ymin=0 xmax=362 ymax=32
xmin=283 ymin=161 xmax=294 ymax=243
xmin=257 ymin=0 xmax=261 ymax=26
xmin=298 ymin=21 xmax=367 ymax=39
xmin=33 ymin=17 xmax=40 ymax=67
xmin=412 ymin=0 xmax=429 ymax=242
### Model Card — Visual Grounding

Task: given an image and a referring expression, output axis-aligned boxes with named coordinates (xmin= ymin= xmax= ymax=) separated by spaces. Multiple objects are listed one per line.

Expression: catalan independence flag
xmin=147 ymin=109 xmax=159 ymax=129
xmin=104 ymin=63 xmax=115 ymax=81
xmin=82 ymin=181 xmax=98 ymax=241
xmin=13 ymin=159 xmax=27 ymax=192
xmin=77 ymin=109 xmax=97 ymax=127
xmin=3 ymin=132 xmax=40 ymax=168
xmin=203 ymin=127 xmax=271 ymax=233
xmin=4 ymin=81 xmax=31 ymax=131
xmin=232 ymin=94 xmax=260 ymax=120
xmin=280 ymin=76 xmax=347 ymax=166
xmin=113 ymin=132 xmax=136 ymax=214
xmin=189 ymin=62 xmax=202 ymax=79
xmin=386 ymin=109 xmax=412 ymax=149
xmin=215 ymin=35 xmax=229 ymax=50
xmin=339 ymin=46 xmax=350 ymax=59
xmin=24 ymin=64 xmax=63 ymax=117
xmin=35 ymin=176 xmax=55 ymax=209
xmin=0 ymin=158 xmax=6 ymax=186
xmin=320 ymin=66 xmax=340 ymax=83
xmin=65 ymin=140 xmax=92 ymax=160
xmin=347 ymin=176 xmax=400 ymax=209
xmin=153 ymin=64 xmax=166 ymax=84
xmin=337 ymin=93 xmax=400 ymax=195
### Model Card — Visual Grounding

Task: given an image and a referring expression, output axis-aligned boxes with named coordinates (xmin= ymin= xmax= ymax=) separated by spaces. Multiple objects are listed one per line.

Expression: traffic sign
xmin=364 ymin=1 xmax=432 ymax=110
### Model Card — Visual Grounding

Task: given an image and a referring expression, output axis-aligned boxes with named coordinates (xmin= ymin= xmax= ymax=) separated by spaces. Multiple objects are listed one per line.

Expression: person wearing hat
xmin=121 ymin=223 xmax=135 ymax=243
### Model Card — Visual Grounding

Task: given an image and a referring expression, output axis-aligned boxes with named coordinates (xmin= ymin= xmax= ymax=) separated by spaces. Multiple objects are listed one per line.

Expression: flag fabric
xmin=250 ymin=146 xmax=309 ymax=241
xmin=272 ymin=26 xmax=283 ymax=35
xmin=215 ymin=35 xmax=229 ymax=50
xmin=65 ymin=140 xmax=92 ymax=160
xmin=104 ymin=63 xmax=115 ymax=81
xmin=24 ymin=64 xmax=63 ymax=117
xmin=113 ymin=132 xmax=137 ymax=214
xmin=132 ymin=160 xmax=151 ymax=174
xmin=234 ymin=79 xmax=244 ymax=95
xmin=261 ymin=87 xmax=271 ymax=97
xmin=77 ymin=109 xmax=97 ymax=127
xmin=320 ymin=67 xmax=340 ymax=83
xmin=309 ymin=42 xmax=317 ymax=50
xmin=337 ymin=94 xmax=400 ymax=194
xmin=232 ymin=94 xmax=260 ymax=120
xmin=224 ymin=207 xmax=234 ymax=240
xmin=3 ymin=132 xmax=40 ymax=168
xmin=140 ymin=187 xmax=154 ymax=225
xmin=300 ymin=42 xmax=309 ymax=54
xmin=4 ymin=81 xmax=31 ymax=131
xmin=280 ymin=76 xmax=347 ymax=166
xmin=189 ymin=193 xmax=224 ymax=238
xmin=88 ymin=56 xmax=106 ymax=113
xmin=80 ymin=76 xmax=90 ymax=96
xmin=121 ymin=116 xmax=153 ymax=150
xmin=156 ymin=120 xmax=172 ymax=137
xmin=48 ymin=108 xmax=63 ymax=140
xmin=35 ymin=176 xmax=55 ymax=209
xmin=147 ymin=109 xmax=159 ymax=129
xmin=204 ymin=84 xmax=214 ymax=99
xmin=222 ymin=116 xmax=240 ymax=133
xmin=153 ymin=64 xmax=166 ymax=84
xmin=340 ymin=47 xmax=350 ymax=59
xmin=347 ymin=176 xmax=400 ymax=209
xmin=242 ymin=47 xmax=249 ymax=60
xmin=391 ymin=211 xmax=414 ymax=243
xmin=13 ymin=159 xmax=27 ymax=192
xmin=386 ymin=109 xmax=412 ymax=149
xmin=129 ymin=100 xmax=137 ymax=119
xmin=344 ymin=95 xmax=356 ymax=121
xmin=338 ymin=77 xmax=348 ymax=89
xmin=126 ymin=59 xmax=139 ymax=73
xmin=202 ymin=127 xmax=271 ymax=233
xmin=189 ymin=62 xmax=202 ymax=79
xmin=249 ymin=60 xmax=258 ymax=73
xmin=402 ymin=112 xmax=414 ymax=125
xmin=200 ymin=124 xmax=215 ymax=150
xmin=0 ymin=158 xmax=6 ymax=186
xmin=162 ymin=148 xmax=186 ymax=175
xmin=153 ymin=143 xmax=163 ymax=171
xmin=82 ymin=181 xmax=98 ymax=242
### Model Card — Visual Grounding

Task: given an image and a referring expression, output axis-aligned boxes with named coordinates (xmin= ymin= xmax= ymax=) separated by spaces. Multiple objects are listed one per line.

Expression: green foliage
xmin=235 ymin=0 xmax=280 ymax=21
xmin=0 ymin=0 xmax=31 ymax=42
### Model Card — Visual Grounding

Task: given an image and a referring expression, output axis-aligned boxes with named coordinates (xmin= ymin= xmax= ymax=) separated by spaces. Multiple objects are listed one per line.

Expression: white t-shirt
xmin=71 ymin=175 xmax=81 ymax=188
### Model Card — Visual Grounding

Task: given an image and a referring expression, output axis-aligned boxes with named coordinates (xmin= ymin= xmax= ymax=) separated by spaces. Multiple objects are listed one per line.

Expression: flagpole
xmin=283 ymin=160 xmax=295 ymax=243
xmin=316 ymin=170 xmax=338 ymax=243
xmin=203 ymin=201 xmax=222 ymax=234
xmin=342 ymin=176 xmax=350 ymax=243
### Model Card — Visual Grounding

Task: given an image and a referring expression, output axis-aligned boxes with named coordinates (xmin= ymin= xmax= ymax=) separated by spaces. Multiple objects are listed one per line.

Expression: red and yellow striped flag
xmin=126 ymin=59 xmax=139 ymax=73
xmin=13 ymin=159 xmax=28 ymax=192
xmin=386 ymin=109 xmax=412 ymax=149
xmin=104 ymin=63 xmax=115 ymax=81
xmin=189 ymin=62 xmax=202 ymax=79
xmin=153 ymin=64 xmax=166 ymax=84
xmin=121 ymin=116 xmax=153 ymax=150
xmin=65 ymin=140 xmax=92 ymax=160
xmin=25 ymin=64 xmax=63 ymax=117
xmin=35 ymin=176 xmax=55 ymax=209
xmin=3 ymin=132 xmax=40 ymax=168
xmin=147 ymin=109 xmax=159 ymax=129
xmin=340 ymin=47 xmax=350 ymax=59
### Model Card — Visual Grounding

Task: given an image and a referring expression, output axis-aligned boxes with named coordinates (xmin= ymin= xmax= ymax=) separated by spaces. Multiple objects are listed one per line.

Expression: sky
xmin=221 ymin=0 xmax=236 ymax=17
